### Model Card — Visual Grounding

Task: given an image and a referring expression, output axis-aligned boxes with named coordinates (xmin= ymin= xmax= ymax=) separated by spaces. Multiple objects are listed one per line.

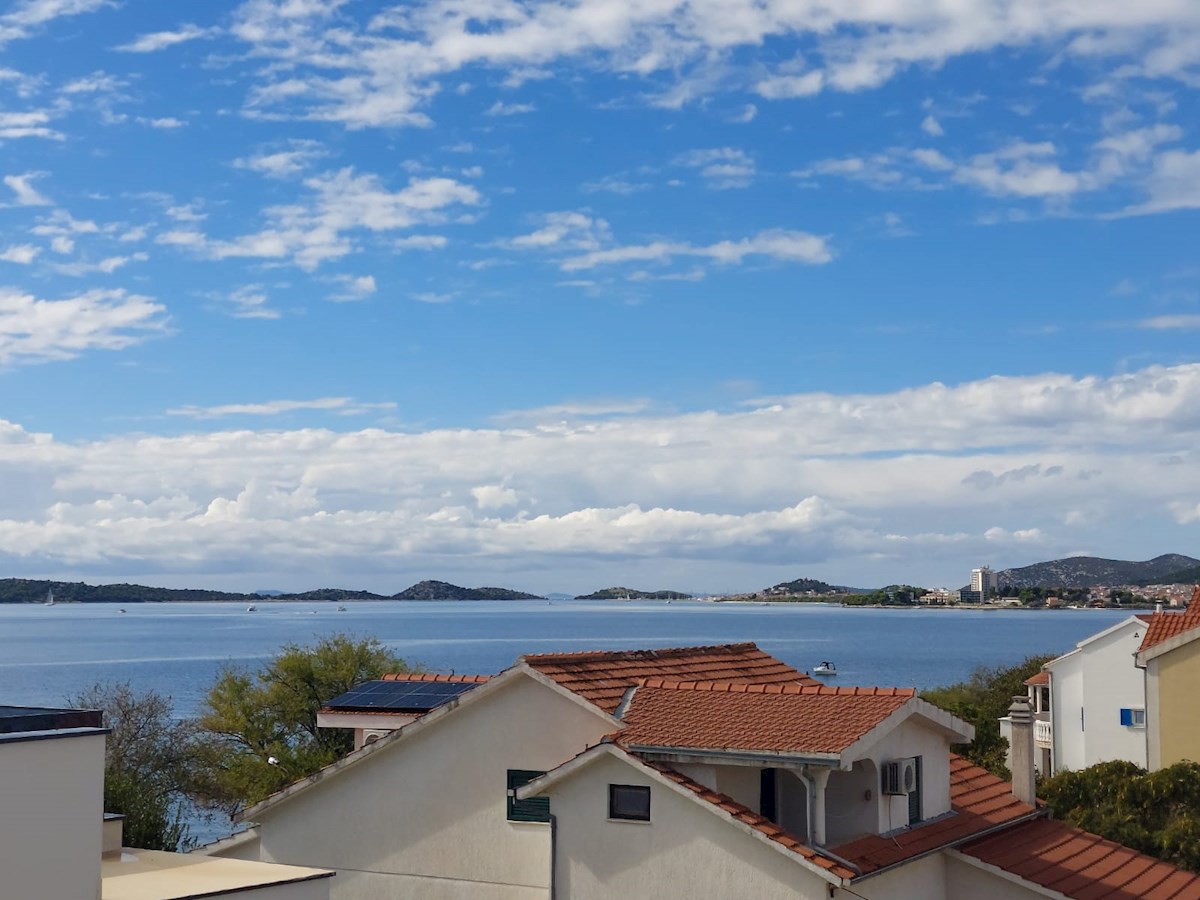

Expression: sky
xmin=1 ymin=0 xmax=1199 ymax=595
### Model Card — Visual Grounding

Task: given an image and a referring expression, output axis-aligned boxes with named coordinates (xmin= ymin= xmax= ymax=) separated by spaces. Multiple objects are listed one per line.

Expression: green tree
xmin=1040 ymin=760 xmax=1200 ymax=871
xmin=71 ymin=683 xmax=197 ymax=851
xmin=195 ymin=634 xmax=414 ymax=811
xmin=921 ymin=655 xmax=1051 ymax=777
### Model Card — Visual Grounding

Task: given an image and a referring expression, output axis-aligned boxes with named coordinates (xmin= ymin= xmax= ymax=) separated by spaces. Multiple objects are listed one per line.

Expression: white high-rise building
xmin=971 ymin=565 xmax=999 ymax=599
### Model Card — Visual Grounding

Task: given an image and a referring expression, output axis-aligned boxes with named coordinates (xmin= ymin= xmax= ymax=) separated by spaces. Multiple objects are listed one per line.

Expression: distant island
xmin=0 ymin=578 xmax=541 ymax=604
xmin=999 ymin=554 xmax=1200 ymax=589
xmin=574 ymin=586 xmax=692 ymax=600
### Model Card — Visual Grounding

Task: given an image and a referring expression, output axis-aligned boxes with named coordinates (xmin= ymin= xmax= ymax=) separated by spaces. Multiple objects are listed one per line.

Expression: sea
xmin=0 ymin=599 xmax=1134 ymax=715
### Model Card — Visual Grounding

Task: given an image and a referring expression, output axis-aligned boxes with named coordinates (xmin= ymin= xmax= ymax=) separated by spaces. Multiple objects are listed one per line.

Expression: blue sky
xmin=1 ymin=0 xmax=1199 ymax=594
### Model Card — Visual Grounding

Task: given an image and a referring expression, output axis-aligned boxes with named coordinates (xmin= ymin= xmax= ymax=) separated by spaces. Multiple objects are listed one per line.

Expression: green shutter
xmin=507 ymin=769 xmax=550 ymax=823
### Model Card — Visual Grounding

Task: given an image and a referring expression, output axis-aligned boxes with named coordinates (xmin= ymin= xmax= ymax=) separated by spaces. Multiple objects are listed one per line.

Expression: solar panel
xmin=325 ymin=679 xmax=478 ymax=712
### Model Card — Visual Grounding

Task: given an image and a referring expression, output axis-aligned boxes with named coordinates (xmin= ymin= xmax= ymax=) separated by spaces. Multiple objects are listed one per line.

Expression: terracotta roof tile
xmin=644 ymin=761 xmax=857 ymax=881
xmin=831 ymin=755 xmax=1038 ymax=875
xmin=960 ymin=818 xmax=1200 ymax=899
xmin=1139 ymin=586 xmax=1200 ymax=654
xmin=616 ymin=681 xmax=914 ymax=755
xmin=379 ymin=672 xmax=491 ymax=683
xmin=522 ymin=643 xmax=817 ymax=713
xmin=1025 ymin=670 xmax=1050 ymax=686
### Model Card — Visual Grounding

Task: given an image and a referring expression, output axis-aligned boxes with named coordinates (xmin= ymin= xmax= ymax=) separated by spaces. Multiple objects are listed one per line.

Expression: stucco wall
xmin=1050 ymin=619 xmax=1147 ymax=772
xmin=840 ymin=852 xmax=946 ymax=900
xmin=859 ymin=718 xmax=951 ymax=831
xmin=824 ymin=759 xmax=877 ymax=845
xmin=0 ymin=732 xmax=105 ymax=900
xmin=251 ymin=674 xmax=614 ymax=900
xmin=545 ymin=753 xmax=831 ymax=900
xmin=1155 ymin=637 xmax=1200 ymax=767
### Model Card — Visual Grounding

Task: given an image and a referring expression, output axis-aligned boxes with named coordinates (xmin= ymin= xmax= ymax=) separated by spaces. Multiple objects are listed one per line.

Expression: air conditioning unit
xmin=361 ymin=728 xmax=391 ymax=746
xmin=882 ymin=758 xmax=918 ymax=795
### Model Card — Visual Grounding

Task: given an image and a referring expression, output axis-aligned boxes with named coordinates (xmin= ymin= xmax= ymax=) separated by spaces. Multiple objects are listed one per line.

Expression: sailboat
xmin=44 ymin=587 xmax=55 ymax=606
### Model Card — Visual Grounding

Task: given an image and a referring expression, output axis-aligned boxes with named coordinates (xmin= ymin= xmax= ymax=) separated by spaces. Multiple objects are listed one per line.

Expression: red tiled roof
xmin=644 ymin=760 xmax=857 ymax=881
xmin=521 ymin=643 xmax=817 ymax=713
xmin=379 ymin=672 xmax=491 ymax=682
xmin=616 ymin=680 xmax=914 ymax=755
xmin=1138 ymin=587 xmax=1200 ymax=654
xmin=1025 ymin=670 xmax=1050 ymax=686
xmin=961 ymin=817 xmax=1200 ymax=899
xmin=831 ymin=755 xmax=1038 ymax=875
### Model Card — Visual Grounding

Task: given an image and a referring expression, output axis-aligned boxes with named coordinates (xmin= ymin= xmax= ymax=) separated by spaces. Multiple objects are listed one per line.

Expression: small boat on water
xmin=813 ymin=661 xmax=837 ymax=676
xmin=44 ymin=588 xmax=55 ymax=607
xmin=337 ymin=605 xmax=347 ymax=612
xmin=246 ymin=604 xmax=257 ymax=612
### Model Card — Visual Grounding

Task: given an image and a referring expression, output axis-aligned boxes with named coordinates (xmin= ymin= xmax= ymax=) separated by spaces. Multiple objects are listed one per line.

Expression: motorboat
xmin=247 ymin=604 xmax=257 ymax=612
xmin=813 ymin=661 xmax=837 ymax=676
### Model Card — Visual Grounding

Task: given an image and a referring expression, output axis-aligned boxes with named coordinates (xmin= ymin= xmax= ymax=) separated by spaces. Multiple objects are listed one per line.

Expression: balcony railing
xmin=1035 ymin=720 xmax=1052 ymax=747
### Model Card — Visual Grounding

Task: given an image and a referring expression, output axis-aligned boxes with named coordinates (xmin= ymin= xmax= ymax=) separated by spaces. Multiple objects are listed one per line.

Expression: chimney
xmin=1008 ymin=696 xmax=1036 ymax=805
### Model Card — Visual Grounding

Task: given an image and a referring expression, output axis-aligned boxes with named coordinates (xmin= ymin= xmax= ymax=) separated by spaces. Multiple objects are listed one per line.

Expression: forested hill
xmin=999 ymin=554 xmax=1200 ymax=589
xmin=390 ymin=580 xmax=543 ymax=600
xmin=574 ymin=586 xmax=692 ymax=599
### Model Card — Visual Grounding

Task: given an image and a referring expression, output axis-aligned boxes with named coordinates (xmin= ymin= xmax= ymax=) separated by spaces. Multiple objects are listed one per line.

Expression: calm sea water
xmin=0 ymin=600 xmax=1133 ymax=715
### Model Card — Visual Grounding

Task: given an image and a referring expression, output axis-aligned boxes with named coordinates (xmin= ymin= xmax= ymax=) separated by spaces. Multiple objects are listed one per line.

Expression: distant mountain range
xmin=573 ymin=586 xmax=692 ymax=600
xmin=998 ymin=554 xmax=1200 ymax=589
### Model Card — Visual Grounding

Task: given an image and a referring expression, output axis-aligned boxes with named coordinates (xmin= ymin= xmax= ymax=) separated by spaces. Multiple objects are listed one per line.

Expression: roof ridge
xmin=634 ymin=678 xmax=915 ymax=697
xmin=521 ymin=642 xmax=760 ymax=664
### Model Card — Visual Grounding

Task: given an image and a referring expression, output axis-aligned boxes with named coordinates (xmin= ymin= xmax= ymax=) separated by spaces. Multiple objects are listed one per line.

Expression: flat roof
xmin=0 ymin=705 xmax=103 ymax=736
xmin=102 ymin=849 xmax=332 ymax=900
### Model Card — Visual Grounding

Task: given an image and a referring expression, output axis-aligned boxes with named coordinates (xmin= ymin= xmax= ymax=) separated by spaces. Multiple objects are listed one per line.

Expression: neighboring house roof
xmin=521 ymin=643 xmax=817 ymax=713
xmin=1024 ymin=671 xmax=1050 ymax=687
xmin=958 ymin=817 xmax=1200 ymax=899
xmin=1138 ymin=586 xmax=1200 ymax=656
xmin=615 ymin=680 xmax=918 ymax=757
xmin=102 ymin=849 xmax=332 ymax=899
xmin=1045 ymin=615 xmax=1152 ymax=671
xmin=831 ymin=755 xmax=1039 ymax=876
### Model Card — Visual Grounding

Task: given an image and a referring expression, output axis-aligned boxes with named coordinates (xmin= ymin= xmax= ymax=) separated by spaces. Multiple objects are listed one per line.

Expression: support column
xmin=1008 ymin=695 xmax=1036 ymax=805
xmin=810 ymin=767 xmax=831 ymax=846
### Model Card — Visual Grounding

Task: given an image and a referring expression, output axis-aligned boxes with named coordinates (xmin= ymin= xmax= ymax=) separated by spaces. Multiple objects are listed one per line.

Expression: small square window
xmin=1119 ymin=708 xmax=1147 ymax=728
xmin=507 ymin=769 xmax=550 ymax=823
xmin=608 ymin=784 xmax=651 ymax=821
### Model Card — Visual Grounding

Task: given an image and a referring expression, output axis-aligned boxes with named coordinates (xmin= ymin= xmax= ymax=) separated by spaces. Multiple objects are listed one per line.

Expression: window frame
xmin=608 ymin=783 xmax=652 ymax=822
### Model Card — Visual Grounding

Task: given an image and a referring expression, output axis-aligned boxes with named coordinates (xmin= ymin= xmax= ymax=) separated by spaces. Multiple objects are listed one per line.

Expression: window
xmin=507 ymin=769 xmax=550 ymax=823
xmin=608 ymin=784 xmax=651 ymax=821
xmin=1120 ymin=708 xmax=1146 ymax=728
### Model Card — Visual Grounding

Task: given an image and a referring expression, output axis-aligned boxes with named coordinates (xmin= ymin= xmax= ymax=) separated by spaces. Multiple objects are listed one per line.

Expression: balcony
xmin=1035 ymin=720 xmax=1052 ymax=747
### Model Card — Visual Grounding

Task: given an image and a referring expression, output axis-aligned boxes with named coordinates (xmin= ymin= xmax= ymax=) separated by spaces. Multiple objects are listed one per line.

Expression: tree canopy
xmin=1040 ymin=760 xmax=1200 ymax=872
xmin=921 ymin=655 xmax=1051 ymax=777
xmin=195 ymin=633 xmax=415 ymax=810
xmin=71 ymin=682 xmax=198 ymax=851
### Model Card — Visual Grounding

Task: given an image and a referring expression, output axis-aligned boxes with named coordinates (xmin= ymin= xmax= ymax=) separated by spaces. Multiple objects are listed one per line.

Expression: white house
xmin=0 ymin=703 xmax=334 ymax=900
xmin=208 ymin=643 xmax=1200 ymax=900
xmin=1000 ymin=615 xmax=1150 ymax=776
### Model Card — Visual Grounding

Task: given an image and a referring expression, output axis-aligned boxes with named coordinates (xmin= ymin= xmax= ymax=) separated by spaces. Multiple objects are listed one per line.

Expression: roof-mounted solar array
xmin=325 ymin=679 xmax=479 ymax=712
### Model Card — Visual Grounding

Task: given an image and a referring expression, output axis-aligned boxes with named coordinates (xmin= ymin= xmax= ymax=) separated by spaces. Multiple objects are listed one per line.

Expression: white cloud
xmin=4 ymin=172 xmax=51 ymax=206
xmin=411 ymin=291 xmax=455 ymax=304
xmin=140 ymin=116 xmax=186 ymax=129
xmin=0 ymin=287 xmax=165 ymax=364
xmin=0 ymin=109 xmax=62 ymax=140
xmin=485 ymin=100 xmax=536 ymax=116
xmin=0 ymin=0 xmax=110 ymax=45
xmin=581 ymin=175 xmax=651 ymax=195
xmin=159 ymin=168 xmax=482 ymax=270
xmin=328 ymin=274 xmax=377 ymax=302
xmin=52 ymin=253 xmax=147 ymax=276
xmin=9 ymin=364 xmax=1200 ymax=583
xmin=507 ymin=211 xmax=611 ymax=251
xmin=233 ymin=141 xmax=325 ymax=178
xmin=115 ymin=24 xmax=212 ymax=53
xmin=394 ymin=234 xmax=448 ymax=250
xmin=0 ymin=243 xmax=40 ymax=264
xmin=1139 ymin=315 xmax=1200 ymax=330
xmin=675 ymin=147 xmax=756 ymax=189
xmin=920 ymin=115 xmax=944 ymax=136
xmin=560 ymin=228 xmax=832 ymax=271
xmin=224 ymin=284 xmax=280 ymax=320
xmin=1117 ymin=149 xmax=1200 ymax=216
xmin=168 ymin=397 xmax=395 ymax=418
